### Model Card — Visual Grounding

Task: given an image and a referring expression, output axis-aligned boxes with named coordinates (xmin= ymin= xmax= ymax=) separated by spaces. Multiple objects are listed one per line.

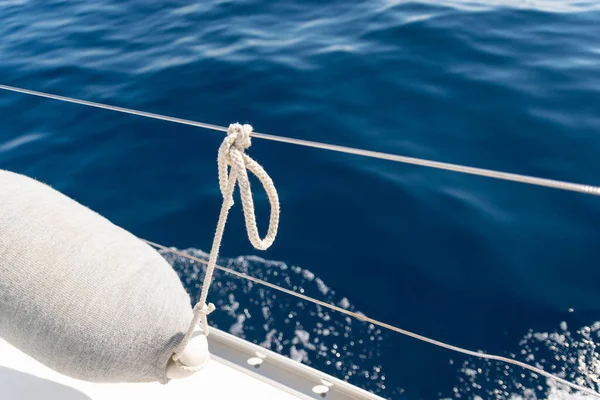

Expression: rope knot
xmin=194 ymin=302 xmax=216 ymax=316
xmin=227 ymin=123 xmax=252 ymax=150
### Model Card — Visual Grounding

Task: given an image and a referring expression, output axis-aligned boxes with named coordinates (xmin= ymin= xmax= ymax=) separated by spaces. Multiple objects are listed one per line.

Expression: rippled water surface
xmin=1 ymin=1 xmax=600 ymax=398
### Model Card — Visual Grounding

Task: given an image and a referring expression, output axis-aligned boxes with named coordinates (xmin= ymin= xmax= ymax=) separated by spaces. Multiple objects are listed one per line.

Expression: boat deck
xmin=0 ymin=328 xmax=384 ymax=400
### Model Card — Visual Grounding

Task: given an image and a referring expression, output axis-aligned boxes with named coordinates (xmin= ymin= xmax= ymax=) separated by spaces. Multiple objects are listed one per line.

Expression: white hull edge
xmin=0 ymin=327 xmax=385 ymax=400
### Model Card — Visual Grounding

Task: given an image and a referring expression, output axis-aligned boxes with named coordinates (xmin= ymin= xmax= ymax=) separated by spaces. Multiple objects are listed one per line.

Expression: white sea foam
xmin=452 ymin=321 xmax=600 ymax=399
xmin=161 ymin=248 xmax=391 ymax=396
xmin=161 ymin=247 xmax=599 ymax=399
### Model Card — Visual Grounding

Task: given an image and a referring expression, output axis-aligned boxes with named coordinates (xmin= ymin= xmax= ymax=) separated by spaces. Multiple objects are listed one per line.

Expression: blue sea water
xmin=1 ymin=0 xmax=600 ymax=398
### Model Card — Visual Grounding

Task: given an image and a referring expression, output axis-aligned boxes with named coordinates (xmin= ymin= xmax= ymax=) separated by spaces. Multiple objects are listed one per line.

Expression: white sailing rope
xmin=1 ymin=83 xmax=600 ymax=397
xmin=1 ymin=84 xmax=600 ymax=196
xmin=173 ymin=123 xmax=280 ymax=361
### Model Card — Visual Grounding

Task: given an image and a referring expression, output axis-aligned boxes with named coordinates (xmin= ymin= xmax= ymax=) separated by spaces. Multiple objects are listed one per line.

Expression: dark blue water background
xmin=1 ymin=1 xmax=600 ymax=398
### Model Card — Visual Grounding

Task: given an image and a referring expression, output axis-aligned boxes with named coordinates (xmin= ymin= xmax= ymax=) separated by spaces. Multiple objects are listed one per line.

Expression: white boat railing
xmin=1 ymin=84 xmax=599 ymax=196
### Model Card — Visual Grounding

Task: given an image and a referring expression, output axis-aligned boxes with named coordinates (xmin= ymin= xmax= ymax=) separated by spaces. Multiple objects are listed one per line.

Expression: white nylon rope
xmin=173 ymin=123 xmax=280 ymax=360
xmin=1 ymin=84 xmax=599 ymax=196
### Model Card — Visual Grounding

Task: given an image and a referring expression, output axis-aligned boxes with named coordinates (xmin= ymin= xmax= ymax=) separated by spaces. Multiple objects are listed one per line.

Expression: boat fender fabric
xmin=0 ymin=169 xmax=201 ymax=383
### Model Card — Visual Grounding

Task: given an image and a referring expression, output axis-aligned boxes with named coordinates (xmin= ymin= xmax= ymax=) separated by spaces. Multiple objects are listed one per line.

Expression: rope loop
xmin=174 ymin=122 xmax=280 ymax=361
xmin=217 ymin=123 xmax=280 ymax=251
